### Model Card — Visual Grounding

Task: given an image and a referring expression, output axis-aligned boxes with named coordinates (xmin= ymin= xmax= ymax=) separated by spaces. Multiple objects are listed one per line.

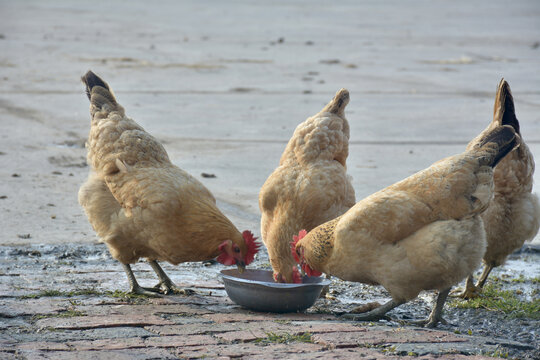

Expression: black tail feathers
xmin=477 ymin=125 xmax=518 ymax=168
xmin=81 ymin=71 xmax=110 ymax=100
xmin=496 ymin=79 xmax=520 ymax=135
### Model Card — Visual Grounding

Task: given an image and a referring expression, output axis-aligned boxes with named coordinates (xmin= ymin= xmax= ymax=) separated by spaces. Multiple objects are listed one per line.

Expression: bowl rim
xmin=220 ymin=269 xmax=331 ymax=289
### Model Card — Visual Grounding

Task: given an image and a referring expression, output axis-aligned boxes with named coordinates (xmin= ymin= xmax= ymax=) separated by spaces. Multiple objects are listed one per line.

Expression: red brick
xmin=215 ymin=329 xmax=268 ymax=342
xmin=35 ymin=314 xmax=175 ymax=330
xmin=0 ymin=298 xmax=69 ymax=317
xmin=15 ymin=341 xmax=71 ymax=351
xmin=146 ymin=334 xmax=219 ymax=347
xmin=68 ymin=337 xmax=146 ymax=351
xmin=203 ymin=312 xmax=337 ymax=323
xmin=293 ymin=321 xmax=367 ymax=334
xmin=177 ymin=342 xmax=326 ymax=358
xmin=313 ymin=327 xmax=468 ymax=349
xmin=81 ymin=303 xmax=211 ymax=316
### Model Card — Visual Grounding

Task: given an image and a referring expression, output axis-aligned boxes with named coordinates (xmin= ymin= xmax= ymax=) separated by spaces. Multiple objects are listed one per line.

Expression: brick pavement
xmin=0 ymin=288 xmax=526 ymax=359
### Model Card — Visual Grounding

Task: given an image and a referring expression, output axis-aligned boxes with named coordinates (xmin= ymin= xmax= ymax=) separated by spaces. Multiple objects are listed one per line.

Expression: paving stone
xmin=313 ymin=327 xmax=468 ymax=349
xmin=250 ymin=347 xmax=387 ymax=360
xmin=0 ymin=351 xmax=19 ymax=360
xmin=15 ymin=341 xmax=71 ymax=351
xmin=67 ymin=337 xmax=147 ymax=351
xmin=79 ymin=303 xmax=212 ymax=317
xmin=34 ymin=314 xmax=175 ymax=330
xmin=146 ymin=334 xmax=219 ymax=347
xmin=145 ymin=320 xmax=293 ymax=338
xmin=177 ymin=342 xmax=326 ymax=358
xmin=215 ymin=329 xmax=268 ymax=342
xmin=0 ymin=298 xmax=69 ymax=317
xmin=292 ymin=321 xmax=368 ymax=334
xmin=3 ymin=326 xmax=157 ymax=343
xmin=203 ymin=312 xmax=337 ymax=323
xmin=0 ymin=317 xmax=32 ymax=330
xmin=17 ymin=348 xmax=178 ymax=360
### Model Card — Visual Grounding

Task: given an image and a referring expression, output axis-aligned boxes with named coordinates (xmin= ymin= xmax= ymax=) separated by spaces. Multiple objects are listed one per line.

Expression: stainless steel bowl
xmin=220 ymin=269 xmax=331 ymax=313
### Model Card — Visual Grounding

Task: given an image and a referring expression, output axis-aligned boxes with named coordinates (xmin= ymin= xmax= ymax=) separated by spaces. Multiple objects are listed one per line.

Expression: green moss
xmin=104 ymin=290 xmax=152 ymax=299
xmin=33 ymin=309 xmax=86 ymax=320
xmin=449 ymin=284 xmax=540 ymax=319
xmin=19 ymin=288 xmax=154 ymax=301
xmin=19 ymin=289 xmax=102 ymax=299
xmin=481 ymin=349 xmax=509 ymax=358
xmin=255 ymin=332 xmax=313 ymax=344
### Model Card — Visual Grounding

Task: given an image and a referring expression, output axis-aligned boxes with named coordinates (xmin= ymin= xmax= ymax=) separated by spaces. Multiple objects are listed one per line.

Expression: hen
xmin=459 ymin=79 xmax=540 ymax=298
xmin=292 ymin=125 xmax=518 ymax=327
xmin=78 ymin=71 xmax=259 ymax=296
xmin=259 ymin=89 xmax=356 ymax=283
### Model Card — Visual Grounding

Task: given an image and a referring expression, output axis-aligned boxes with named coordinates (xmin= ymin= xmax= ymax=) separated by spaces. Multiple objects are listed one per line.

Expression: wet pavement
xmin=0 ymin=244 xmax=538 ymax=359
xmin=1 ymin=0 xmax=540 ymax=359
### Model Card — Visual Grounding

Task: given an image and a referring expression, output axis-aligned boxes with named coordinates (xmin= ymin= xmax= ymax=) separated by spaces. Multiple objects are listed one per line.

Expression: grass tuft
xmin=19 ymin=289 xmax=102 ymax=299
xmin=449 ymin=284 xmax=540 ymax=319
xmin=255 ymin=332 xmax=313 ymax=344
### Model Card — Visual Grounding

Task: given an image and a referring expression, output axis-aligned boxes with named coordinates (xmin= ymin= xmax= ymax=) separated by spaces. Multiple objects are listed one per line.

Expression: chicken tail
xmin=320 ymin=88 xmax=349 ymax=117
xmin=473 ymin=125 xmax=518 ymax=168
xmin=81 ymin=71 xmax=119 ymax=114
xmin=493 ymin=79 xmax=520 ymax=135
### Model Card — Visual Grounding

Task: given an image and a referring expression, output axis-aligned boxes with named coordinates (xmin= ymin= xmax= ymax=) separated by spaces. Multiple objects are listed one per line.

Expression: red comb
xmin=242 ymin=230 xmax=260 ymax=265
xmin=302 ymin=263 xmax=322 ymax=277
xmin=290 ymin=229 xmax=307 ymax=263
xmin=291 ymin=266 xmax=302 ymax=284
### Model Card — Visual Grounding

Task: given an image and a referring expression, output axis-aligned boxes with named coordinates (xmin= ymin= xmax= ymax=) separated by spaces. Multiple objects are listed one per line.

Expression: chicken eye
xmin=233 ymin=246 xmax=240 ymax=253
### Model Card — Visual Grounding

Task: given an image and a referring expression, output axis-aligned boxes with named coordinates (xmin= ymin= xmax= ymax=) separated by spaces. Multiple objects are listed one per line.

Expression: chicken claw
xmin=412 ymin=288 xmax=451 ymax=328
xmin=350 ymin=301 xmax=382 ymax=314
xmin=455 ymin=275 xmax=481 ymax=299
xmin=341 ymin=299 xmax=404 ymax=322
xmin=148 ymin=260 xmax=195 ymax=296
xmin=122 ymin=264 xmax=161 ymax=297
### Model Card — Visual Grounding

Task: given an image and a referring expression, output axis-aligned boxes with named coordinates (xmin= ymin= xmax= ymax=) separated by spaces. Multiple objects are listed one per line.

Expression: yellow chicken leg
xmin=122 ymin=263 xmax=161 ymax=297
xmin=148 ymin=260 xmax=194 ymax=295
xmin=475 ymin=263 xmax=494 ymax=289
xmin=341 ymin=299 xmax=405 ymax=322
xmin=457 ymin=274 xmax=481 ymax=299
xmin=413 ymin=288 xmax=450 ymax=328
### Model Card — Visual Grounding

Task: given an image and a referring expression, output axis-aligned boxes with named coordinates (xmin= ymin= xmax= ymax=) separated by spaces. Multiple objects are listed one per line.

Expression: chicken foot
xmin=456 ymin=274 xmax=481 ymax=299
xmin=457 ymin=263 xmax=494 ymax=299
xmin=341 ymin=299 xmax=405 ymax=322
xmin=122 ymin=263 xmax=161 ymax=297
xmin=476 ymin=263 xmax=494 ymax=289
xmin=148 ymin=260 xmax=195 ymax=295
xmin=412 ymin=288 xmax=450 ymax=328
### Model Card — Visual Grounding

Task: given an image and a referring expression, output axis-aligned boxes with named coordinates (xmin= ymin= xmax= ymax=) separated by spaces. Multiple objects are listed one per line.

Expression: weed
xmin=481 ymin=348 xmax=509 ymax=358
xmin=19 ymin=289 xmax=101 ymax=299
xmin=33 ymin=309 xmax=86 ymax=320
xmin=449 ymin=284 xmax=540 ymax=319
xmin=255 ymin=332 xmax=312 ymax=344
xmin=105 ymin=290 xmax=151 ymax=299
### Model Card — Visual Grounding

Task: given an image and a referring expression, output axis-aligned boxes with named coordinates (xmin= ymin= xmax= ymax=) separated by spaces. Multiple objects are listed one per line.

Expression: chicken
xmin=259 ymin=89 xmax=356 ymax=283
xmin=78 ymin=71 xmax=259 ymax=296
xmin=459 ymin=79 xmax=540 ymax=298
xmin=292 ymin=124 xmax=518 ymax=327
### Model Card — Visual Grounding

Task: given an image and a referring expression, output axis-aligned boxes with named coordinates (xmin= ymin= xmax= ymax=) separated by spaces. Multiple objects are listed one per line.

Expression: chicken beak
xmin=236 ymin=260 xmax=246 ymax=273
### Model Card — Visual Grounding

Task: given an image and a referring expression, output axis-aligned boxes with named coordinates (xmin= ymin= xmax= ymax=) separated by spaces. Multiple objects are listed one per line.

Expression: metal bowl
xmin=220 ymin=269 xmax=331 ymax=313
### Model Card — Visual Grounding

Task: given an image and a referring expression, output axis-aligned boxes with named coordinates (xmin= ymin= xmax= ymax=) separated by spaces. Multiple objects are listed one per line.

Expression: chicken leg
xmin=122 ymin=263 xmax=161 ymax=297
xmin=476 ymin=263 xmax=494 ymax=289
xmin=458 ymin=263 xmax=494 ymax=299
xmin=457 ymin=274 xmax=481 ymax=299
xmin=413 ymin=288 xmax=450 ymax=328
xmin=341 ymin=299 xmax=405 ymax=322
xmin=148 ymin=260 xmax=194 ymax=295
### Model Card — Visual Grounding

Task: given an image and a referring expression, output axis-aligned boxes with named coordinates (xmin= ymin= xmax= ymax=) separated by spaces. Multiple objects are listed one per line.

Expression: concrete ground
xmin=0 ymin=0 xmax=539 ymax=359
